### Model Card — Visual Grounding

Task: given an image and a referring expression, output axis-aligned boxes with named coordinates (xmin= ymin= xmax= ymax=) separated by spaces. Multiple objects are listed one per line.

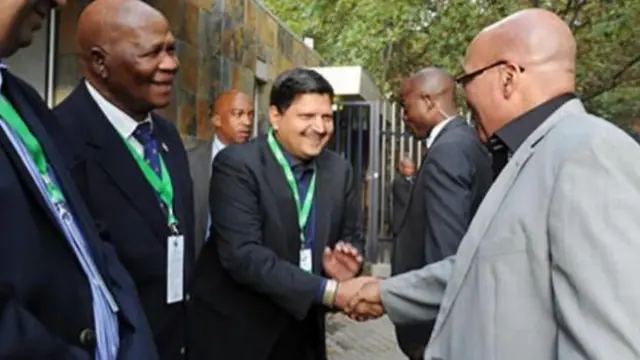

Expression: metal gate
xmin=330 ymin=101 xmax=423 ymax=263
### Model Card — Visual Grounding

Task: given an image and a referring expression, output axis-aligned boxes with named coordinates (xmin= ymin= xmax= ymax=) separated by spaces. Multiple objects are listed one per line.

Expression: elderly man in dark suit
xmin=0 ymin=0 xmax=157 ymax=359
xmin=53 ymin=1 xmax=194 ymax=358
xmin=188 ymin=90 xmax=254 ymax=253
xmin=391 ymin=68 xmax=492 ymax=359
xmin=188 ymin=68 xmax=372 ymax=360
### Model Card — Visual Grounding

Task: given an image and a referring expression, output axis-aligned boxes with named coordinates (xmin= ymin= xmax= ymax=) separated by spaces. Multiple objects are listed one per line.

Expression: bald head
xmin=403 ymin=68 xmax=456 ymax=101
xmin=468 ymin=9 xmax=576 ymax=87
xmin=212 ymin=90 xmax=254 ymax=145
xmin=462 ymin=9 xmax=577 ymax=136
xmin=400 ymin=67 xmax=458 ymax=138
xmin=78 ymin=0 xmax=165 ymax=59
xmin=76 ymin=0 xmax=178 ymax=121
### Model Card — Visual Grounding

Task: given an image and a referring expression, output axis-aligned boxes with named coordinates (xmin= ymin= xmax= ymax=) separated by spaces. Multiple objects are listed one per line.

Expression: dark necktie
xmin=488 ymin=136 xmax=509 ymax=180
xmin=132 ymin=122 xmax=162 ymax=177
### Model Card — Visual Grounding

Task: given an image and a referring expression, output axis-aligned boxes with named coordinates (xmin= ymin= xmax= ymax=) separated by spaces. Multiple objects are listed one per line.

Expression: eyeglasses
xmin=455 ymin=60 xmax=525 ymax=86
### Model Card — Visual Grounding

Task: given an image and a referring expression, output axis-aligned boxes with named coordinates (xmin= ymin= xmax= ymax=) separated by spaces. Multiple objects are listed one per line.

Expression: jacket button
xmin=79 ymin=328 xmax=96 ymax=347
xmin=185 ymin=293 xmax=191 ymax=302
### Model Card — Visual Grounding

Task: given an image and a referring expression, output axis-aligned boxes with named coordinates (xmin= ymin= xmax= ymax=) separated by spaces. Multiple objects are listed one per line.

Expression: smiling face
xmin=96 ymin=14 xmax=178 ymax=115
xmin=270 ymin=93 xmax=334 ymax=160
xmin=0 ymin=0 xmax=65 ymax=57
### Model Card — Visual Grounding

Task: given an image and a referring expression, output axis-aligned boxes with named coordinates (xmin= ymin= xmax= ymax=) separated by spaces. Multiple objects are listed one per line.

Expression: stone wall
xmin=53 ymin=0 xmax=324 ymax=143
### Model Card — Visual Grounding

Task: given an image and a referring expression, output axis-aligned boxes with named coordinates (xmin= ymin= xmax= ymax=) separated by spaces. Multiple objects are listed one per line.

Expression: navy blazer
xmin=54 ymin=82 xmax=195 ymax=360
xmin=0 ymin=72 xmax=158 ymax=359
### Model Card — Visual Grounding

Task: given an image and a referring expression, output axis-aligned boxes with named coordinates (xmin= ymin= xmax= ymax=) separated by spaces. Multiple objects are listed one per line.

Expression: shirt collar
xmin=85 ymin=80 xmax=152 ymax=139
xmin=426 ymin=115 xmax=456 ymax=148
xmin=490 ymin=93 xmax=576 ymax=154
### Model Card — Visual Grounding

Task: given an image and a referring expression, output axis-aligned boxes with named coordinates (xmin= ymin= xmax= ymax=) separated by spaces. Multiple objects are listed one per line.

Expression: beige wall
xmin=52 ymin=0 xmax=325 ymax=144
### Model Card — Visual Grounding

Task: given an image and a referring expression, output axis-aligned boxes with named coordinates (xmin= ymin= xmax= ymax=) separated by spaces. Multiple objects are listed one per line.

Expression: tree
xmin=264 ymin=0 xmax=640 ymax=124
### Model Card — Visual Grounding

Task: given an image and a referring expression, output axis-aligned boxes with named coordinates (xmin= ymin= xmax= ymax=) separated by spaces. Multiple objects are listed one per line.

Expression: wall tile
xmin=178 ymin=41 xmax=199 ymax=94
xmin=177 ymin=89 xmax=196 ymax=136
xmin=181 ymin=1 xmax=199 ymax=46
xmin=53 ymin=54 xmax=81 ymax=105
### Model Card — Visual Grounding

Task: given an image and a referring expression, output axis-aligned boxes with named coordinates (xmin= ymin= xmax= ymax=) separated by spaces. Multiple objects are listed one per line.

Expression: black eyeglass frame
xmin=455 ymin=60 xmax=525 ymax=86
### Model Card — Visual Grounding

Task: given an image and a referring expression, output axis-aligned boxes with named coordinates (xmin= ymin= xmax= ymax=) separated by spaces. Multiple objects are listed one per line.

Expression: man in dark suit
xmin=0 ymin=0 xmax=157 ymax=359
xmin=53 ymin=1 xmax=194 ymax=359
xmin=392 ymin=68 xmax=492 ymax=359
xmin=187 ymin=90 xmax=254 ymax=252
xmin=188 ymin=68 xmax=372 ymax=360
xmin=389 ymin=156 xmax=416 ymax=236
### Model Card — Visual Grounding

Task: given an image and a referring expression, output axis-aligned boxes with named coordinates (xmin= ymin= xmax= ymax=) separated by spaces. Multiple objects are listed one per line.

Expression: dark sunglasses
xmin=455 ymin=60 xmax=525 ymax=86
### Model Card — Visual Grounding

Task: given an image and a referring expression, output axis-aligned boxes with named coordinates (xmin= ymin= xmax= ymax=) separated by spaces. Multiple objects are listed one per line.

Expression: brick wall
xmin=53 ymin=0 xmax=325 ymax=144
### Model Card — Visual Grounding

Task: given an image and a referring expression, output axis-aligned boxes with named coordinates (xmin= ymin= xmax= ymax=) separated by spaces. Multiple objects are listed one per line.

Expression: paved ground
xmin=326 ymin=313 xmax=405 ymax=360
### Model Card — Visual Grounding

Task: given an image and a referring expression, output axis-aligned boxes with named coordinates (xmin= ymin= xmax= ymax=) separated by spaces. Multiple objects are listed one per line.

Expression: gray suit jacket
xmin=186 ymin=139 xmax=212 ymax=256
xmin=381 ymin=99 xmax=640 ymax=360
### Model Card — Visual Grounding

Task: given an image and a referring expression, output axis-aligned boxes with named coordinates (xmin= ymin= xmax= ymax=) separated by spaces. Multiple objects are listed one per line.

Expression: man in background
xmin=0 ymin=0 xmax=156 ymax=358
xmin=188 ymin=89 xmax=254 ymax=250
xmin=392 ymin=68 xmax=492 ymax=359
xmin=388 ymin=156 xmax=416 ymax=236
xmin=54 ymin=0 xmax=194 ymax=358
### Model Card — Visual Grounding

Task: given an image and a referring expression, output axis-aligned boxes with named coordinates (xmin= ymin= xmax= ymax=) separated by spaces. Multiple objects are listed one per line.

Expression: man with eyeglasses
xmin=346 ymin=8 xmax=640 ymax=360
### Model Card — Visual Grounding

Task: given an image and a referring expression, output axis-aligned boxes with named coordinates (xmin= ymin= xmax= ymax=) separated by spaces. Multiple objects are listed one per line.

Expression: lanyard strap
xmin=121 ymin=136 xmax=178 ymax=232
xmin=266 ymin=128 xmax=316 ymax=245
xmin=0 ymin=95 xmax=64 ymax=204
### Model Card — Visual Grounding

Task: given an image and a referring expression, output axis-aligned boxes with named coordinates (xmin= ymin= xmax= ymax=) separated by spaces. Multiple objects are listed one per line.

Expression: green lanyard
xmin=121 ymin=135 xmax=179 ymax=233
xmin=266 ymin=128 xmax=316 ymax=246
xmin=0 ymin=95 xmax=64 ymax=204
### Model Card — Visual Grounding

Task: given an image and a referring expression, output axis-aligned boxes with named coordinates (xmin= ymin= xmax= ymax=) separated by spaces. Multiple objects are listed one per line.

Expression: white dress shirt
xmin=85 ymin=81 xmax=152 ymax=155
xmin=204 ymin=136 xmax=227 ymax=242
xmin=426 ymin=116 xmax=456 ymax=148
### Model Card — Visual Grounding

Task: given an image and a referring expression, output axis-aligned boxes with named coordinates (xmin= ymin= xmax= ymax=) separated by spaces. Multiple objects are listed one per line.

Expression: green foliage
xmin=263 ymin=0 xmax=640 ymax=123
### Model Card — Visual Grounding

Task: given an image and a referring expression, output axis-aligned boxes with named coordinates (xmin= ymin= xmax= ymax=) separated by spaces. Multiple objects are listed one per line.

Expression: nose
xmin=310 ymin=116 xmax=328 ymax=134
xmin=159 ymin=53 xmax=179 ymax=73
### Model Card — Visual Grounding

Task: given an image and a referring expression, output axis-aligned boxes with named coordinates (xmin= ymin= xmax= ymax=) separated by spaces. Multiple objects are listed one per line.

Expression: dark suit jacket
xmin=0 ymin=72 xmax=157 ymax=359
xmin=54 ymin=82 xmax=195 ymax=360
xmin=188 ymin=136 xmax=364 ymax=360
xmin=392 ymin=117 xmax=492 ymax=358
xmin=185 ymin=139 xmax=212 ymax=255
xmin=389 ymin=175 xmax=413 ymax=235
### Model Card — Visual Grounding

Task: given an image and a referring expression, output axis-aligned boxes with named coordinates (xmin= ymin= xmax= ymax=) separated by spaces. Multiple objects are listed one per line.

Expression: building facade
xmin=7 ymin=0 xmax=324 ymax=145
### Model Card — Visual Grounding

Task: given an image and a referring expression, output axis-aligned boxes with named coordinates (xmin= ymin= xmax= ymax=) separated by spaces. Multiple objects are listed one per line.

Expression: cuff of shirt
xmin=314 ymin=279 xmax=328 ymax=304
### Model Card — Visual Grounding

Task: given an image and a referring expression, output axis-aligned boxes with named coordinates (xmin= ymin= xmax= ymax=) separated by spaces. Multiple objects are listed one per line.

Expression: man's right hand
xmin=345 ymin=279 xmax=385 ymax=321
xmin=332 ymin=276 xmax=376 ymax=310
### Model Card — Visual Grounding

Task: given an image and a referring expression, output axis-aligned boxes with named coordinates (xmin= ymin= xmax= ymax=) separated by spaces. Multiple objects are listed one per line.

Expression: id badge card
xmin=300 ymin=248 xmax=312 ymax=273
xmin=167 ymin=235 xmax=184 ymax=304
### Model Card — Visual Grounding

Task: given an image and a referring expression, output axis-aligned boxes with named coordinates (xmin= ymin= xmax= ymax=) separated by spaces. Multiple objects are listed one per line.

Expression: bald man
xmin=348 ymin=9 xmax=640 ymax=359
xmin=187 ymin=89 xmax=254 ymax=250
xmin=392 ymin=69 xmax=491 ymax=359
xmin=54 ymin=1 xmax=195 ymax=359
xmin=0 ymin=0 xmax=157 ymax=359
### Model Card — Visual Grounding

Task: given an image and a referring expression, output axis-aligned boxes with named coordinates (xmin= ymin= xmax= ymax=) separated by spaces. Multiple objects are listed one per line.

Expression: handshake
xmin=322 ymin=242 xmax=385 ymax=321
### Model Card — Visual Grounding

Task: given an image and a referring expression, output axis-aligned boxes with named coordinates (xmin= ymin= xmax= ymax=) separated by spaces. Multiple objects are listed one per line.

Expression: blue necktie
xmin=132 ymin=122 xmax=161 ymax=177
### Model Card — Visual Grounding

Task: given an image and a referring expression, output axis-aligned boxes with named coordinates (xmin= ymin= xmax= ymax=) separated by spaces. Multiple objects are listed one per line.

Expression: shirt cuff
xmin=314 ymin=279 xmax=328 ymax=304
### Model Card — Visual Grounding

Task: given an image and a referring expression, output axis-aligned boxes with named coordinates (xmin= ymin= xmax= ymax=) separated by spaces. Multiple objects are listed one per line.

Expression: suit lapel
xmin=1 ymin=75 xmax=106 ymax=269
xmin=261 ymin=139 xmax=300 ymax=256
xmin=431 ymin=100 xmax=586 ymax=338
xmin=73 ymin=84 xmax=167 ymax=239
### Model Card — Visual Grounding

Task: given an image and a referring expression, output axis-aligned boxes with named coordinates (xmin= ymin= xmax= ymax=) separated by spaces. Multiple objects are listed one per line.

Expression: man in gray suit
xmin=187 ymin=90 xmax=253 ymax=252
xmin=347 ymin=9 xmax=640 ymax=360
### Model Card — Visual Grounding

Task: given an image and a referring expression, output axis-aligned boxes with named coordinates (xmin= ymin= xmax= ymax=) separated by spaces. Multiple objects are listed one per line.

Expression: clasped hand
xmin=321 ymin=242 xmax=385 ymax=322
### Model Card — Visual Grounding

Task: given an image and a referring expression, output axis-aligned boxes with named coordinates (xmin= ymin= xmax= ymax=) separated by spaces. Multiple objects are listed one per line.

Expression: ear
xmin=212 ymin=114 xmax=222 ymax=128
xmin=501 ymin=62 xmax=520 ymax=99
xmin=89 ymin=46 xmax=109 ymax=80
xmin=421 ymin=93 xmax=434 ymax=110
xmin=268 ymin=105 xmax=282 ymax=131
